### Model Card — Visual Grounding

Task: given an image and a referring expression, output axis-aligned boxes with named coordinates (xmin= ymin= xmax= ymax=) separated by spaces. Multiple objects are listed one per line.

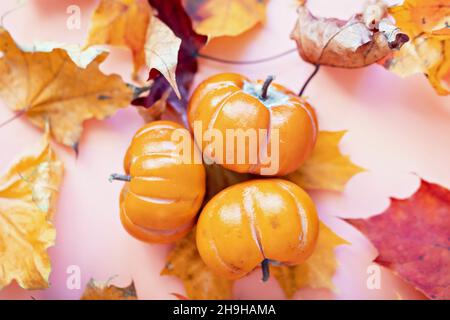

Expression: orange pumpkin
xmin=188 ymin=73 xmax=318 ymax=176
xmin=111 ymin=120 xmax=206 ymax=244
xmin=196 ymin=179 xmax=319 ymax=280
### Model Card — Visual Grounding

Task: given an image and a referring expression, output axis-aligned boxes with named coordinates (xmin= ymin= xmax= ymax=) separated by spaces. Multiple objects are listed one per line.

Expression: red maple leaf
xmin=347 ymin=180 xmax=450 ymax=300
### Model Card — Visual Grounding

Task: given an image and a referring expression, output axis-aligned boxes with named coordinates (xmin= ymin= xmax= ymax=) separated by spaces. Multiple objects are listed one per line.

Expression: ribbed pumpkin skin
xmin=120 ymin=120 xmax=206 ymax=244
xmin=188 ymin=73 xmax=318 ymax=176
xmin=196 ymin=179 xmax=319 ymax=280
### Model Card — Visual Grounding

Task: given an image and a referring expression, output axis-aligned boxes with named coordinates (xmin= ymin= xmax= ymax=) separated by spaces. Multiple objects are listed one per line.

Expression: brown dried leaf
xmin=81 ymin=278 xmax=137 ymax=300
xmin=144 ymin=16 xmax=182 ymax=98
xmin=291 ymin=2 xmax=409 ymax=68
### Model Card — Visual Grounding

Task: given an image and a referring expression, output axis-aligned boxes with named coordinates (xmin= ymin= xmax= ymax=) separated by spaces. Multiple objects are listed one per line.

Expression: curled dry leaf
xmin=0 ymin=28 xmax=133 ymax=149
xmin=132 ymin=0 xmax=207 ymax=120
xmin=0 ymin=129 xmax=63 ymax=290
xmin=347 ymin=180 xmax=450 ymax=300
xmin=81 ymin=278 xmax=137 ymax=300
xmin=182 ymin=0 xmax=268 ymax=38
xmin=86 ymin=0 xmax=152 ymax=76
xmin=384 ymin=0 xmax=450 ymax=95
xmin=145 ymin=16 xmax=182 ymax=99
xmin=86 ymin=0 xmax=183 ymax=96
xmin=272 ymin=222 xmax=349 ymax=298
xmin=287 ymin=131 xmax=364 ymax=192
xmin=291 ymin=1 xmax=409 ymax=68
xmin=162 ymin=229 xmax=233 ymax=300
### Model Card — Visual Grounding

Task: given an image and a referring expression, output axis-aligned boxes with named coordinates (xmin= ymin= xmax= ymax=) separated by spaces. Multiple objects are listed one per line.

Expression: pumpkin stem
xmin=299 ymin=64 xmax=320 ymax=97
xmin=260 ymin=75 xmax=275 ymax=100
xmin=261 ymin=259 xmax=270 ymax=282
xmin=109 ymin=173 xmax=131 ymax=182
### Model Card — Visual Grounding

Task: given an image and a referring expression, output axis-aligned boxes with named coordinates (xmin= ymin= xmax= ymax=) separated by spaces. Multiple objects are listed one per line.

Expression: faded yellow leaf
xmin=287 ymin=131 xmax=364 ymax=192
xmin=272 ymin=222 xmax=349 ymax=298
xmin=0 ymin=27 xmax=133 ymax=149
xmin=182 ymin=0 xmax=268 ymax=38
xmin=144 ymin=16 xmax=182 ymax=98
xmin=86 ymin=0 xmax=152 ymax=75
xmin=0 ymin=129 xmax=63 ymax=290
xmin=162 ymin=229 xmax=234 ymax=300
xmin=81 ymin=279 xmax=137 ymax=300
xmin=388 ymin=0 xmax=450 ymax=35
xmin=386 ymin=0 xmax=450 ymax=95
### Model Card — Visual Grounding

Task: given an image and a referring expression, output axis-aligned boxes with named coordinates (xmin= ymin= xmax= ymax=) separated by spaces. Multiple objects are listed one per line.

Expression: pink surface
xmin=0 ymin=0 xmax=448 ymax=300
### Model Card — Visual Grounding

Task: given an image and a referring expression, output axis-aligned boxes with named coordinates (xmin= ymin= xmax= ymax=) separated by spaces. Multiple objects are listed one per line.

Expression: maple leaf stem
xmin=0 ymin=110 xmax=26 ymax=129
xmin=261 ymin=259 xmax=270 ymax=282
xmin=299 ymin=64 xmax=320 ymax=97
xmin=260 ymin=76 xmax=275 ymax=100
xmin=109 ymin=173 xmax=131 ymax=182
xmin=197 ymin=48 xmax=297 ymax=65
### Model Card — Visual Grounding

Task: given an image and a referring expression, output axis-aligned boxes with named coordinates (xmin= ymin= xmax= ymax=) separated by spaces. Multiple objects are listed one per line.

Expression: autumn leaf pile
xmin=0 ymin=0 xmax=449 ymax=300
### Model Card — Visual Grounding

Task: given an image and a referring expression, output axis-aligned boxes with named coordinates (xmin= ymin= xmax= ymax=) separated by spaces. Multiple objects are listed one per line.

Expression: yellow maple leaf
xmin=0 ymin=129 xmax=63 ymax=290
xmin=286 ymin=131 xmax=364 ymax=192
xmin=86 ymin=0 xmax=151 ymax=76
xmin=386 ymin=0 xmax=450 ymax=95
xmin=0 ymin=28 xmax=133 ymax=149
xmin=389 ymin=0 xmax=450 ymax=34
xmin=272 ymin=221 xmax=349 ymax=298
xmin=81 ymin=278 xmax=137 ymax=300
xmin=162 ymin=229 xmax=234 ymax=300
xmin=182 ymin=0 xmax=268 ymax=38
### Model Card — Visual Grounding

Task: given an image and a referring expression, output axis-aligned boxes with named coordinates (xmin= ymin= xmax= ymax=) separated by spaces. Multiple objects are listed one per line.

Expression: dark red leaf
xmin=132 ymin=0 xmax=207 ymax=117
xmin=347 ymin=180 xmax=450 ymax=300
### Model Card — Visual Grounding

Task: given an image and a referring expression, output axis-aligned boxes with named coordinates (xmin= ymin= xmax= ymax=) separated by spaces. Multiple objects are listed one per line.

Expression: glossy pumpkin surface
xmin=188 ymin=73 xmax=318 ymax=176
xmin=120 ymin=120 xmax=206 ymax=243
xmin=196 ymin=179 xmax=319 ymax=279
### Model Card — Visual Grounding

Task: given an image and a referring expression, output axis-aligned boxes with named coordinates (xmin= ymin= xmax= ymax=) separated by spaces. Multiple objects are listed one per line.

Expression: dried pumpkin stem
xmin=260 ymin=75 xmax=275 ymax=100
xmin=109 ymin=173 xmax=131 ymax=182
xmin=261 ymin=259 xmax=270 ymax=282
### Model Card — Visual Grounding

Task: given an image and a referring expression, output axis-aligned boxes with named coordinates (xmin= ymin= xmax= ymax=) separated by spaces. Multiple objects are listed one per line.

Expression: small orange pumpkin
xmin=196 ymin=179 xmax=319 ymax=280
xmin=111 ymin=120 xmax=206 ymax=244
xmin=188 ymin=73 xmax=318 ymax=176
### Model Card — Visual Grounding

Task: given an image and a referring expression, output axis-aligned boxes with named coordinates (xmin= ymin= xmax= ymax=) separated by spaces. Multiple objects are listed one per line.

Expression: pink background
xmin=0 ymin=0 xmax=449 ymax=300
